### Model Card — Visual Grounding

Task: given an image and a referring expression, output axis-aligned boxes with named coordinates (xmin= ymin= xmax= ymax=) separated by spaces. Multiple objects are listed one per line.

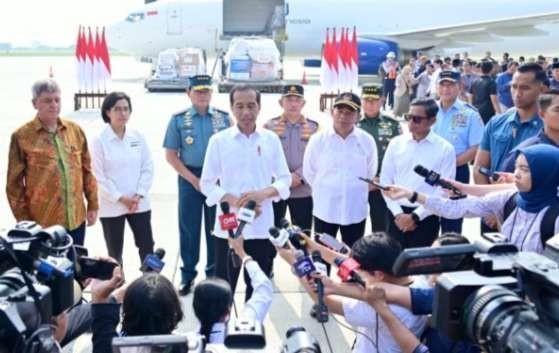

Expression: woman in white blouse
xmin=91 ymin=92 xmax=154 ymax=264
xmin=383 ymin=144 xmax=559 ymax=253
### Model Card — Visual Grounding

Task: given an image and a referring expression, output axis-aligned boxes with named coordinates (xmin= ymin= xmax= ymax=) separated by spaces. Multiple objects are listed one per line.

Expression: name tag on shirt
xmin=129 ymin=140 xmax=142 ymax=148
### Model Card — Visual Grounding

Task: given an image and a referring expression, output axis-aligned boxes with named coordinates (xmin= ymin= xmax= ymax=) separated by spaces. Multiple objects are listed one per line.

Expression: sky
xmin=0 ymin=0 xmax=144 ymax=47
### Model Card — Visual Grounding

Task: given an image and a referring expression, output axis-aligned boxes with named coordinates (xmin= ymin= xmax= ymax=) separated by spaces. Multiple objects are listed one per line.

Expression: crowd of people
xmin=4 ymin=47 xmax=559 ymax=353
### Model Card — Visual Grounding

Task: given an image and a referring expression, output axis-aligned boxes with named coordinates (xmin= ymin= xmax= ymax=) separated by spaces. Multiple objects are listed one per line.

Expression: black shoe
xmin=178 ymin=281 xmax=193 ymax=296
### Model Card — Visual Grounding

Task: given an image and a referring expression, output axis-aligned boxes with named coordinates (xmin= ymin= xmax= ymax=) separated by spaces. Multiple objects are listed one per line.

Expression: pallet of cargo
xmin=217 ymin=79 xmax=285 ymax=93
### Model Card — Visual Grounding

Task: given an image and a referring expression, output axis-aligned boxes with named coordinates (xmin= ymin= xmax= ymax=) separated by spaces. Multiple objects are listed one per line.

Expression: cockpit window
xmin=125 ymin=12 xmax=145 ymax=22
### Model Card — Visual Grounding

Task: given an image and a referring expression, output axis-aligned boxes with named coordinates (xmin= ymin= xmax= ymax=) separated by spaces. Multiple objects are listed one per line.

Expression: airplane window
xmin=125 ymin=12 xmax=145 ymax=22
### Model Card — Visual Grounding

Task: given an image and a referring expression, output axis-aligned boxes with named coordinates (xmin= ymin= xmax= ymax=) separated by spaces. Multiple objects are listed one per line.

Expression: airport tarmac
xmin=0 ymin=56 xmax=481 ymax=353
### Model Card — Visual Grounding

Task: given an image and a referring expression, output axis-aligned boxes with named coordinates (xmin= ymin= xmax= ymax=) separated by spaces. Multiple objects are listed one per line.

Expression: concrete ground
xmin=0 ymin=56 xmax=480 ymax=353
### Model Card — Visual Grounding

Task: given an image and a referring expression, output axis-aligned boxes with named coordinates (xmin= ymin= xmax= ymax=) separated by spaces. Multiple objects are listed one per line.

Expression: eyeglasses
xmin=404 ymin=114 xmax=429 ymax=123
xmin=111 ymin=106 xmax=130 ymax=113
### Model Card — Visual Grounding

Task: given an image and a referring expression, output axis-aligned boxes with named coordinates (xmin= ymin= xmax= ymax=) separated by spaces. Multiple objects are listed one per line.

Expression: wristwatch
xmin=242 ymin=256 xmax=254 ymax=266
xmin=408 ymin=191 xmax=418 ymax=204
xmin=410 ymin=213 xmax=420 ymax=224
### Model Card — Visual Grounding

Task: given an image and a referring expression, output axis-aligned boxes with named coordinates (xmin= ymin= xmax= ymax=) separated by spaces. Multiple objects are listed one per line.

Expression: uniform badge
xmin=453 ymin=113 xmax=467 ymax=128
xmin=185 ymin=136 xmax=194 ymax=145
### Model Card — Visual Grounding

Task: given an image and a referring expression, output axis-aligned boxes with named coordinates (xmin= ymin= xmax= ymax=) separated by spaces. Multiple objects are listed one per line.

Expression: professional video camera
xmin=393 ymin=232 xmax=559 ymax=353
xmin=0 ymin=221 xmax=116 ymax=353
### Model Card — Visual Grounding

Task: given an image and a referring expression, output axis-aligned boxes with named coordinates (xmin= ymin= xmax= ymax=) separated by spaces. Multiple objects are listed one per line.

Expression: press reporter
xmin=384 ymin=144 xmax=559 ymax=253
xmin=192 ymin=235 xmax=273 ymax=344
xmin=90 ymin=263 xmax=183 ymax=353
xmin=275 ymin=232 xmax=429 ymax=353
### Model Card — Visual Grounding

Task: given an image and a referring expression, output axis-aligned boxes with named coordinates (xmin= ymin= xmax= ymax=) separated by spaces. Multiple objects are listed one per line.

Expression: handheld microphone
xmin=220 ymin=202 xmax=239 ymax=237
xmin=413 ymin=165 xmax=465 ymax=199
xmin=233 ymin=200 xmax=257 ymax=238
xmin=334 ymin=257 xmax=366 ymax=287
xmin=220 ymin=202 xmax=242 ymax=268
xmin=312 ymin=251 xmax=329 ymax=323
xmin=140 ymin=248 xmax=166 ymax=273
xmin=292 ymin=251 xmax=316 ymax=278
xmin=279 ymin=219 xmax=307 ymax=252
xmin=268 ymin=227 xmax=290 ymax=249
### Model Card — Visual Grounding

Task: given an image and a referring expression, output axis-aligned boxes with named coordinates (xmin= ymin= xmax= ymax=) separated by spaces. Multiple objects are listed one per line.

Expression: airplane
xmin=107 ymin=0 xmax=559 ymax=74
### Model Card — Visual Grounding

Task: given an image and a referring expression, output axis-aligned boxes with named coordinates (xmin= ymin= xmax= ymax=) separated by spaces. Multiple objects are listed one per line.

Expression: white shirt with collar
xmin=303 ymin=126 xmax=378 ymax=225
xmin=200 ymin=126 xmax=291 ymax=239
xmin=380 ymin=131 xmax=456 ymax=220
xmin=90 ymin=125 xmax=154 ymax=218
xmin=207 ymin=259 xmax=273 ymax=344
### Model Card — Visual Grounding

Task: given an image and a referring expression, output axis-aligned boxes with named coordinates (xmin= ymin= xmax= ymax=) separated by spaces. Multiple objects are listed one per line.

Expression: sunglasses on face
xmin=404 ymin=114 xmax=430 ymax=123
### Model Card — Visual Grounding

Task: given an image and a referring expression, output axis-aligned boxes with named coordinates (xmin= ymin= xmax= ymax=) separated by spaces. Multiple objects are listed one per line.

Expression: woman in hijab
xmin=383 ymin=144 xmax=559 ymax=252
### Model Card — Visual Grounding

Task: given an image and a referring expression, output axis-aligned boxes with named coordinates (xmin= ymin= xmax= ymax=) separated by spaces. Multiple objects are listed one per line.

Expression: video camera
xmin=393 ymin=232 xmax=559 ymax=353
xmin=0 ymin=221 xmax=118 ymax=353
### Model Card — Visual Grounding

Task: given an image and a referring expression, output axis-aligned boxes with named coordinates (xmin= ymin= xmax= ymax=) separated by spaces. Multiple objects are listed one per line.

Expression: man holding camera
xmin=380 ymin=98 xmax=456 ymax=249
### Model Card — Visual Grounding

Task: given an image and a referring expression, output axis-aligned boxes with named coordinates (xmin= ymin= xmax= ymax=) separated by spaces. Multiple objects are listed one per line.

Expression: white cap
xmin=387 ymin=51 xmax=396 ymax=58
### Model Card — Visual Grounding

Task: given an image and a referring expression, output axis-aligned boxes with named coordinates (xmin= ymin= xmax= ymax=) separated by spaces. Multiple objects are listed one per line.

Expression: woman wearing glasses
xmin=91 ymin=91 xmax=155 ymax=265
xmin=380 ymin=98 xmax=456 ymax=249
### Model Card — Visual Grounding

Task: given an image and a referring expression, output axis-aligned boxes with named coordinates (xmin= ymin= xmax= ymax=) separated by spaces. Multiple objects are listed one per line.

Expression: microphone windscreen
xmin=268 ymin=227 xmax=280 ymax=238
xmin=414 ymin=165 xmax=428 ymax=177
xmin=246 ymin=200 xmax=257 ymax=209
xmin=155 ymin=248 xmax=166 ymax=260
xmin=279 ymin=218 xmax=290 ymax=229
xmin=220 ymin=201 xmax=230 ymax=213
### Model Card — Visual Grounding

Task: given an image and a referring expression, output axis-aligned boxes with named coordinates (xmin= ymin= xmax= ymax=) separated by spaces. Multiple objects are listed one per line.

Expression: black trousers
xmin=387 ymin=207 xmax=440 ymax=249
xmin=369 ymin=190 xmax=389 ymax=233
xmin=214 ymin=237 xmax=274 ymax=302
xmin=100 ymin=210 xmax=154 ymax=264
xmin=273 ymin=197 xmax=313 ymax=233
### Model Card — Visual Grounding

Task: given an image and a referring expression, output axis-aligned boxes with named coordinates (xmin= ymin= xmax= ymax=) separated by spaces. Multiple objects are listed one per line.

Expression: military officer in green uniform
xmin=358 ymin=84 xmax=402 ymax=232
xmin=163 ymin=75 xmax=231 ymax=295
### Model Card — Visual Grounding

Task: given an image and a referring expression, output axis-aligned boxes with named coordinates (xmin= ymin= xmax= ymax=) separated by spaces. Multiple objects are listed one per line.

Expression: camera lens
xmin=463 ymin=285 xmax=531 ymax=346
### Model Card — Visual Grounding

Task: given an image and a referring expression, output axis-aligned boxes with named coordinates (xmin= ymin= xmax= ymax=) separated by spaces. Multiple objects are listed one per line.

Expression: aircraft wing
xmin=360 ymin=12 xmax=559 ymax=49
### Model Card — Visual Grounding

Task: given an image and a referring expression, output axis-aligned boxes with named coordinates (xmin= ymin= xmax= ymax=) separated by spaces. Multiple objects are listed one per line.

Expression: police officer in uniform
xmin=264 ymin=85 xmax=318 ymax=232
xmin=433 ymin=70 xmax=484 ymax=233
xmin=358 ymin=84 xmax=402 ymax=232
xmin=163 ymin=75 xmax=231 ymax=295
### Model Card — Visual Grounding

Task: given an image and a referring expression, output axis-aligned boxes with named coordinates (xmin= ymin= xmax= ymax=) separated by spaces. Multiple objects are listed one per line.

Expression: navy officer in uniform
xmin=163 ymin=74 xmax=231 ymax=295
xmin=358 ymin=84 xmax=402 ymax=232
xmin=264 ymin=84 xmax=319 ymax=233
xmin=433 ymin=70 xmax=484 ymax=233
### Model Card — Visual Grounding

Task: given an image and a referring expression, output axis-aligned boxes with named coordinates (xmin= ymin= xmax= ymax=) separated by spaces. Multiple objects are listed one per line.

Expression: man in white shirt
xmin=200 ymin=84 xmax=291 ymax=300
xmin=303 ymin=92 xmax=378 ymax=248
xmin=380 ymin=98 xmax=456 ymax=249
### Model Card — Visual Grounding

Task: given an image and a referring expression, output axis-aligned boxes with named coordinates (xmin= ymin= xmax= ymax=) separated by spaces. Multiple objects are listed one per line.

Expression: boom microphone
xmin=413 ymin=165 xmax=465 ymax=198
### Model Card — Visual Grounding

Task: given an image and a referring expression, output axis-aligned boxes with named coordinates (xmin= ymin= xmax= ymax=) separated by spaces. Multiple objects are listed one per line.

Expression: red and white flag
xmin=93 ymin=27 xmax=103 ymax=92
xmin=320 ymin=28 xmax=334 ymax=93
xmin=85 ymin=27 xmax=95 ymax=92
xmin=350 ymin=26 xmax=359 ymax=92
xmin=99 ymin=27 xmax=112 ymax=90
xmin=75 ymin=26 xmax=86 ymax=91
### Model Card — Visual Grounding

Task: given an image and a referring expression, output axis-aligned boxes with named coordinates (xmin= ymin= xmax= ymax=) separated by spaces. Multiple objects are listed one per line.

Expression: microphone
xmin=233 ymin=200 xmax=257 ymax=238
xmin=220 ymin=202 xmax=242 ymax=268
xmin=312 ymin=251 xmax=329 ymax=323
xmin=334 ymin=257 xmax=366 ymax=287
xmin=220 ymin=202 xmax=239 ymax=238
xmin=269 ymin=227 xmax=290 ymax=248
xmin=413 ymin=165 xmax=465 ymax=198
xmin=279 ymin=219 xmax=307 ymax=252
xmin=292 ymin=250 xmax=316 ymax=278
xmin=140 ymin=248 xmax=166 ymax=273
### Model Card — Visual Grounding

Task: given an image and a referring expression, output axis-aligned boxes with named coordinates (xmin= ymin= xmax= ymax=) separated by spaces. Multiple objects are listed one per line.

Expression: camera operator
xmin=384 ymin=144 xmax=559 ymax=253
xmin=276 ymin=232 xmax=429 ymax=353
xmin=192 ymin=235 xmax=273 ymax=344
xmin=89 ymin=264 xmax=183 ymax=353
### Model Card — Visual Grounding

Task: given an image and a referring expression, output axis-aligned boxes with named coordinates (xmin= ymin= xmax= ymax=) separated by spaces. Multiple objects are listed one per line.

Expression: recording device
xmin=315 ymin=233 xmax=350 ymax=254
xmin=220 ymin=202 xmax=241 ymax=268
xmin=413 ymin=165 xmax=466 ymax=199
xmin=279 ymin=219 xmax=307 ymax=253
xmin=311 ymin=251 xmax=329 ymax=323
xmin=268 ymin=227 xmax=290 ymax=249
xmin=79 ymin=256 xmax=118 ymax=279
xmin=478 ymin=166 xmax=500 ymax=182
xmin=111 ymin=333 xmax=204 ymax=353
xmin=334 ymin=257 xmax=366 ymax=287
xmin=392 ymin=233 xmax=559 ymax=353
xmin=357 ymin=177 xmax=390 ymax=191
xmin=292 ymin=250 xmax=316 ymax=278
xmin=139 ymin=248 xmax=166 ymax=273
xmin=282 ymin=326 xmax=321 ymax=353
xmin=0 ymin=221 xmax=121 ymax=353
xmin=224 ymin=317 xmax=266 ymax=349
xmin=234 ymin=200 xmax=257 ymax=238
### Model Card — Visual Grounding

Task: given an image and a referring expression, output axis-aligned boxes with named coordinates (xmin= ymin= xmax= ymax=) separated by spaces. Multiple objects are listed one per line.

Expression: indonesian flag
xmin=94 ymin=28 xmax=103 ymax=92
xmin=99 ymin=27 xmax=112 ymax=90
xmin=85 ymin=27 xmax=95 ymax=92
xmin=350 ymin=26 xmax=359 ymax=92
xmin=320 ymin=28 xmax=335 ymax=93
xmin=338 ymin=28 xmax=352 ymax=92
xmin=330 ymin=27 xmax=340 ymax=92
xmin=75 ymin=26 xmax=86 ymax=91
